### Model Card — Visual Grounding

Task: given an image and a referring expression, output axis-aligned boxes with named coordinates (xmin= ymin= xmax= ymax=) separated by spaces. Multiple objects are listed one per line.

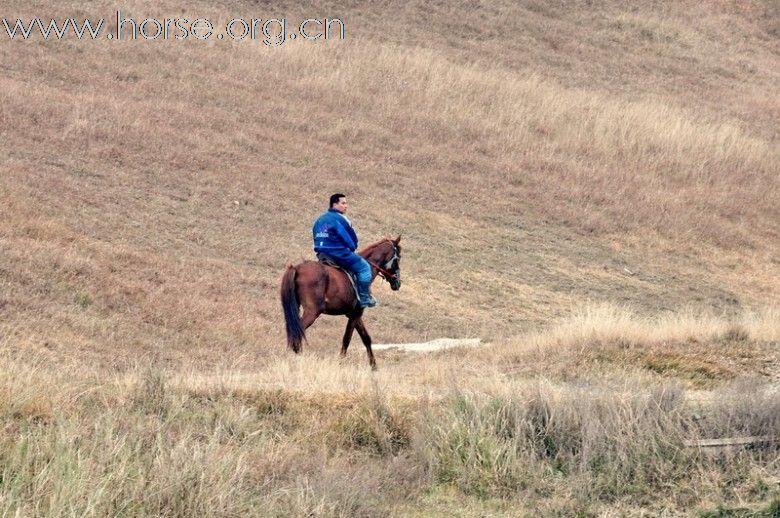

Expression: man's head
xmin=329 ymin=193 xmax=347 ymax=214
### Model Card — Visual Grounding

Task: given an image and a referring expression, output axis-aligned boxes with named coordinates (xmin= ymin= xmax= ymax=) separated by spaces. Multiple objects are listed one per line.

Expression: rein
xmin=366 ymin=259 xmax=397 ymax=281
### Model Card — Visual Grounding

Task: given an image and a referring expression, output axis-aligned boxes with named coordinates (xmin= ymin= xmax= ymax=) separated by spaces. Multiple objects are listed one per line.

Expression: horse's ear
xmin=394 ymin=235 xmax=401 ymax=245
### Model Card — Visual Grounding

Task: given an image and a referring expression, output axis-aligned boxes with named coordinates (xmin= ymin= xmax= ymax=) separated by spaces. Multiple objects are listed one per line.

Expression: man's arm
xmin=333 ymin=219 xmax=357 ymax=251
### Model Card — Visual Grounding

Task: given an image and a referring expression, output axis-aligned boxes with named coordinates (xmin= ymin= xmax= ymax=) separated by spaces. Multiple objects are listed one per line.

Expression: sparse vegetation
xmin=1 ymin=0 xmax=778 ymax=514
xmin=1 ymin=308 xmax=778 ymax=515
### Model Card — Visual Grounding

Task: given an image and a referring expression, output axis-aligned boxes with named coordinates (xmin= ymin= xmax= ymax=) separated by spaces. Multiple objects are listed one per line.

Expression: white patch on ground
xmin=372 ymin=338 xmax=482 ymax=352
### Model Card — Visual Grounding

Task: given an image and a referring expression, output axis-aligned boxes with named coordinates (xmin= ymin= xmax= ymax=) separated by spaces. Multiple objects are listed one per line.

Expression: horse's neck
xmin=362 ymin=245 xmax=388 ymax=264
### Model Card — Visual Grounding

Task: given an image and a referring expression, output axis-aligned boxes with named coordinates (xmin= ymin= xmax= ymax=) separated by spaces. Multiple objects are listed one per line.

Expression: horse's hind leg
xmin=341 ymin=317 xmax=357 ymax=358
xmin=354 ymin=317 xmax=376 ymax=371
xmin=297 ymin=307 xmax=320 ymax=353
xmin=301 ymin=309 xmax=320 ymax=330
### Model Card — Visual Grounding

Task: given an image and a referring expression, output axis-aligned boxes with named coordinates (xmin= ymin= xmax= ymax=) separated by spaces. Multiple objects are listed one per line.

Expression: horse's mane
xmin=358 ymin=237 xmax=399 ymax=257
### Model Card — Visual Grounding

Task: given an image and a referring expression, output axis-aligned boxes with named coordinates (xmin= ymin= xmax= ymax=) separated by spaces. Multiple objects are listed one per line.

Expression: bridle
xmin=366 ymin=243 xmax=399 ymax=282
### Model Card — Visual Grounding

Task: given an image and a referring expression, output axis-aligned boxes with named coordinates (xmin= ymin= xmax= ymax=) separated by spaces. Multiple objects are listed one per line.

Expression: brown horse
xmin=280 ymin=236 xmax=402 ymax=370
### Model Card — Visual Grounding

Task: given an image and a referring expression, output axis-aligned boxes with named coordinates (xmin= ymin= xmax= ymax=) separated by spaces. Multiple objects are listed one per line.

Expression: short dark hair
xmin=329 ymin=193 xmax=346 ymax=207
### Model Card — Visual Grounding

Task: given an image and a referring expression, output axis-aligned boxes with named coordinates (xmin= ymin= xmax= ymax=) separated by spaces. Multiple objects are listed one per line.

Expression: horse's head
xmin=363 ymin=236 xmax=402 ymax=291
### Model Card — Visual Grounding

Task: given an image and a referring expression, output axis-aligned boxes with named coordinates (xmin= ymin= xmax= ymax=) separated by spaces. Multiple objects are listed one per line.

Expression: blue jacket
xmin=312 ymin=209 xmax=358 ymax=253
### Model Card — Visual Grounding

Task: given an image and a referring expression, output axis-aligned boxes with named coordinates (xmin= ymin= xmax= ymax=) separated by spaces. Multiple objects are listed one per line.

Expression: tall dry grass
xmin=3 ymin=304 xmax=780 ymax=517
xmin=471 ymin=303 xmax=780 ymax=388
xmin=1 ymin=341 xmax=778 ymax=516
xmin=509 ymin=302 xmax=780 ymax=349
xmin=416 ymin=379 xmax=780 ymax=514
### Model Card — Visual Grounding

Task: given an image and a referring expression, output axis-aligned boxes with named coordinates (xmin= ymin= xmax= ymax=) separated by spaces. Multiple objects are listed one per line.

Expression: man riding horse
xmin=281 ymin=195 xmax=401 ymax=369
xmin=312 ymin=193 xmax=378 ymax=308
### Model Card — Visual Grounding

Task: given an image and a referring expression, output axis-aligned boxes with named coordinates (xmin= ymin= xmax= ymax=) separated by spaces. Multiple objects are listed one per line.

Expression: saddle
xmin=316 ymin=253 xmax=360 ymax=301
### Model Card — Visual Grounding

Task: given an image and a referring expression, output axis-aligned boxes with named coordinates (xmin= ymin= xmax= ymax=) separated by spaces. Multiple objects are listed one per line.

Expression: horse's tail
xmin=280 ymin=264 xmax=305 ymax=353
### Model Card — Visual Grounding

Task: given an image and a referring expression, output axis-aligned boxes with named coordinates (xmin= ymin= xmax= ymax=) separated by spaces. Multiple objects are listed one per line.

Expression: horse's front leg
xmin=354 ymin=317 xmax=376 ymax=371
xmin=341 ymin=317 xmax=357 ymax=357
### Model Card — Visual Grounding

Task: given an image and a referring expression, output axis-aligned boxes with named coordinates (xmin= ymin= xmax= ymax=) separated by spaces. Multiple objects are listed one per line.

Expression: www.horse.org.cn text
xmin=2 ymin=12 xmax=346 ymax=46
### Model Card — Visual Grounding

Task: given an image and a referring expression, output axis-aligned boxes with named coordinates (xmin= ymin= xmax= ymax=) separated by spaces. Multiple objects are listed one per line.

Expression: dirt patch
xmin=373 ymin=338 xmax=482 ymax=352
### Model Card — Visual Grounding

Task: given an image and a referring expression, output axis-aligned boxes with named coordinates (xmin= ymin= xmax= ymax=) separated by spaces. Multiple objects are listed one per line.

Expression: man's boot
xmin=357 ymin=285 xmax=378 ymax=308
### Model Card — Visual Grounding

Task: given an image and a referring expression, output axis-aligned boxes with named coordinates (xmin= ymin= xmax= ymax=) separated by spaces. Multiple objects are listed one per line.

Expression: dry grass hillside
xmin=1 ymin=0 xmax=779 ymax=515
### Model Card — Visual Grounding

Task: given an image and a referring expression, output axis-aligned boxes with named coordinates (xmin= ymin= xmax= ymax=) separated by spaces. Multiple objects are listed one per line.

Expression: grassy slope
xmin=1 ymin=0 xmax=778 ymax=368
xmin=1 ymin=0 xmax=779 ymax=514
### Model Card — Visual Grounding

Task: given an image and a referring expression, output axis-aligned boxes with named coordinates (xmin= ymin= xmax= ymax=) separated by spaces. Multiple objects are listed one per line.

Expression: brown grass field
xmin=1 ymin=0 xmax=779 ymax=515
